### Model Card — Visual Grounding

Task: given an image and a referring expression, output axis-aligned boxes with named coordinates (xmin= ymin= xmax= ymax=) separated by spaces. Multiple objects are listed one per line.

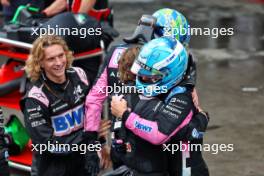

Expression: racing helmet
xmin=153 ymin=8 xmax=190 ymax=46
xmin=131 ymin=37 xmax=188 ymax=97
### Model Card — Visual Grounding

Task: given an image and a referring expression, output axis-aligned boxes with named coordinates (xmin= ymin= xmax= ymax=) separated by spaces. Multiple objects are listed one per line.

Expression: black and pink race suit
xmin=84 ymin=43 xmax=209 ymax=175
xmin=20 ymin=67 xmax=94 ymax=176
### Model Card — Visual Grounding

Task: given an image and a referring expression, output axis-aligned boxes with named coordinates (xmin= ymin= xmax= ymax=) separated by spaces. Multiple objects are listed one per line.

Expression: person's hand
xmin=99 ymin=145 xmax=112 ymax=169
xmin=84 ymin=151 xmax=100 ymax=176
xmin=111 ymin=95 xmax=128 ymax=118
xmin=1 ymin=0 xmax=10 ymax=6
xmin=99 ymin=120 xmax=111 ymax=138
xmin=192 ymin=88 xmax=202 ymax=112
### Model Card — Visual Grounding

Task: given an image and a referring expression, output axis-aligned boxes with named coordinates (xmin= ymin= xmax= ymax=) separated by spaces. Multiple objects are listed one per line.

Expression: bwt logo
xmin=135 ymin=121 xmax=152 ymax=133
xmin=51 ymin=105 xmax=84 ymax=135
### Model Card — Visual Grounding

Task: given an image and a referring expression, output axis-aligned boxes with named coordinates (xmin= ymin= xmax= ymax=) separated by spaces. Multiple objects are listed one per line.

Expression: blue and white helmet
xmin=131 ymin=37 xmax=188 ymax=97
xmin=153 ymin=8 xmax=190 ymax=46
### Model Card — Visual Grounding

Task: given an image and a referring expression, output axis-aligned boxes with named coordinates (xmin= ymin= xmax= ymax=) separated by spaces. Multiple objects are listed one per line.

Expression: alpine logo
xmin=74 ymin=85 xmax=83 ymax=103
xmin=32 ymin=93 xmax=45 ymax=99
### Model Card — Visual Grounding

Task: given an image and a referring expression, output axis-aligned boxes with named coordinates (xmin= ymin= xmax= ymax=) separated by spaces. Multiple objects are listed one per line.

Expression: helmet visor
xmin=137 ymin=74 xmax=163 ymax=84
xmin=132 ymin=60 xmax=165 ymax=84
xmin=131 ymin=59 xmax=165 ymax=75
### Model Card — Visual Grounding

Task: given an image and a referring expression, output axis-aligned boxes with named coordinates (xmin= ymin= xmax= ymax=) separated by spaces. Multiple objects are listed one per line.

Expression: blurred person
xmin=0 ymin=0 xmax=67 ymax=22
xmin=69 ymin=0 xmax=97 ymax=14
xmin=42 ymin=0 xmax=67 ymax=17
xmin=70 ymin=0 xmax=109 ymax=13
xmin=69 ymin=0 xmax=113 ymax=26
